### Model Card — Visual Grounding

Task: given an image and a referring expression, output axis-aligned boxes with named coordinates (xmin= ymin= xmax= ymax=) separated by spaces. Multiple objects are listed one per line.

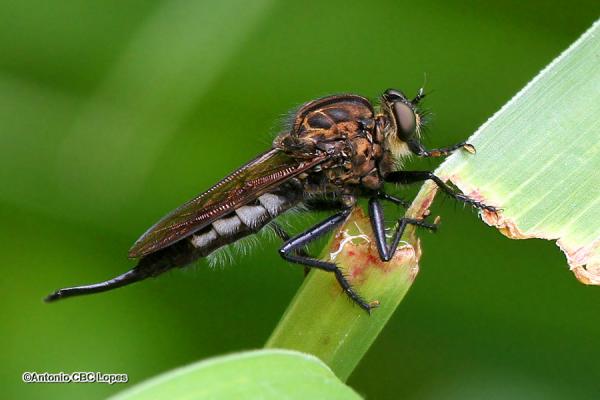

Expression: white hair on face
xmin=385 ymin=133 xmax=412 ymax=168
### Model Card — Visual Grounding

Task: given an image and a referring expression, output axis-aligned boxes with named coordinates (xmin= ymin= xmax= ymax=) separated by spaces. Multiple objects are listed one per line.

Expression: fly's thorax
xmin=292 ymin=94 xmax=374 ymax=133
xmin=275 ymin=93 xmax=376 ymax=156
xmin=273 ymin=132 xmax=317 ymax=158
xmin=276 ymin=93 xmax=396 ymax=194
xmin=292 ymin=128 xmax=386 ymax=194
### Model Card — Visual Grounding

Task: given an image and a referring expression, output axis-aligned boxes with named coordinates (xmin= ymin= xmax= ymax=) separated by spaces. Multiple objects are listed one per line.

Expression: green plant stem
xmin=265 ymin=190 xmax=434 ymax=381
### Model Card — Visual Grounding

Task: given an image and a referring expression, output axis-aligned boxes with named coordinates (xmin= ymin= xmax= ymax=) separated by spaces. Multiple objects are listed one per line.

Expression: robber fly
xmin=46 ymin=88 xmax=495 ymax=312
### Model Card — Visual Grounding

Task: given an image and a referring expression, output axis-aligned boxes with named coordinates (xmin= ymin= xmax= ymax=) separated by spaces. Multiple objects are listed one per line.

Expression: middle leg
xmin=368 ymin=197 xmax=437 ymax=262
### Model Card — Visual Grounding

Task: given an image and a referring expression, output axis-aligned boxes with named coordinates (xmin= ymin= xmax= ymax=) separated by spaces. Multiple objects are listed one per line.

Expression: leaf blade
xmin=435 ymin=19 xmax=600 ymax=283
xmin=110 ymin=349 xmax=361 ymax=400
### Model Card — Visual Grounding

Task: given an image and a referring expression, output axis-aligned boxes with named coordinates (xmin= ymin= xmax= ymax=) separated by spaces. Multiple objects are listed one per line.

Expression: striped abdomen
xmin=135 ymin=180 xmax=303 ymax=279
xmin=187 ymin=186 xmax=301 ymax=257
xmin=44 ymin=181 xmax=304 ymax=302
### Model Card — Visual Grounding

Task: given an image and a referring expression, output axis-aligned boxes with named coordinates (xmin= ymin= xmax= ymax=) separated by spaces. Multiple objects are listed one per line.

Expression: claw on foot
xmin=463 ymin=143 xmax=476 ymax=154
xmin=368 ymin=300 xmax=380 ymax=309
xmin=363 ymin=300 xmax=380 ymax=314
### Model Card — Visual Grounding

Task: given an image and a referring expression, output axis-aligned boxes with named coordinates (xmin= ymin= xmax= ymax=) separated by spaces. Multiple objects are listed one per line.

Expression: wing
xmin=129 ymin=148 xmax=326 ymax=258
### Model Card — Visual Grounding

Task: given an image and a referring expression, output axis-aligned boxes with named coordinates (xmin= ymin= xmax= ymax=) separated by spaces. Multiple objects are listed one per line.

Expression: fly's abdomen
xmin=44 ymin=187 xmax=302 ymax=303
xmin=188 ymin=184 xmax=302 ymax=257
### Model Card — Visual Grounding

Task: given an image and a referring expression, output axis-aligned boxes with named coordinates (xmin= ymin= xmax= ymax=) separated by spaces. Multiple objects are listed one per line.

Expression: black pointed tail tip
xmin=44 ymin=289 xmax=65 ymax=303
xmin=43 ymin=268 xmax=149 ymax=304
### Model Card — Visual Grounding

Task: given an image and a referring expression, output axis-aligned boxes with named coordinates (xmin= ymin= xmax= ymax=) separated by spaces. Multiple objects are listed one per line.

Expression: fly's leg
xmin=377 ymin=191 xmax=410 ymax=208
xmin=368 ymin=197 xmax=438 ymax=261
xmin=406 ymin=137 xmax=475 ymax=158
xmin=278 ymin=208 xmax=377 ymax=313
xmin=273 ymin=196 xmax=350 ymax=277
xmin=385 ymin=171 xmax=497 ymax=212
xmin=271 ymin=222 xmax=304 ymax=254
xmin=271 ymin=222 xmax=310 ymax=276
xmin=303 ymin=197 xmax=351 ymax=211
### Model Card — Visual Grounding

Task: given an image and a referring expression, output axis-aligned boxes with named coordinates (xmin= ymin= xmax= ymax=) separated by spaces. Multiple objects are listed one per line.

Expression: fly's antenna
xmin=412 ymin=72 xmax=430 ymax=104
xmin=44 ymin=267 xmax=149 ymax=303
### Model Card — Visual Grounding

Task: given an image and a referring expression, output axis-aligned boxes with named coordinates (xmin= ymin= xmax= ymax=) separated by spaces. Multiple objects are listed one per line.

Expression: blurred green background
xmin=1 ymin=1 xmax=599 ymax=399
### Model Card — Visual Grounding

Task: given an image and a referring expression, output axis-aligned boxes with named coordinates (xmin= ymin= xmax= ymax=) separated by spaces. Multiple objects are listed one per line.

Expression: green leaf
xmin=110 ymin=349 xmax=361 ymax=400
xmin=428 ymin=20 xmax=600 ymax=283
xmin=266 ymin=206 xmax=426 ymax=381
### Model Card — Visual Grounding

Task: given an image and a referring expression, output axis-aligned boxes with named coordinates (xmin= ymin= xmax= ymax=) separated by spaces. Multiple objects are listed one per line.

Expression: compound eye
xmin=393 ymin=101 xmax=416 ymax=141
xmin=384 ymin=88 xmax=405 ymax=100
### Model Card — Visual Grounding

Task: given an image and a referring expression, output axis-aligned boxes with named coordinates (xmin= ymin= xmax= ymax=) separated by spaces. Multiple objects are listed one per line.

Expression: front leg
xmin=407 ymin=138 xmax=475 ymax=158
xmin=385 ymin=171 xmax=497 ymax=212
xmin=377 ymin=191 xmax=410 ymax=208
xmin=368 ymin=197 xmax=437 ymax=262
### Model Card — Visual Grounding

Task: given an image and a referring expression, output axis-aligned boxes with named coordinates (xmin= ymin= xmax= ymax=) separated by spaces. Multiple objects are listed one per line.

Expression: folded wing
xmin=129 ymin=148 xmax=325 ymax=258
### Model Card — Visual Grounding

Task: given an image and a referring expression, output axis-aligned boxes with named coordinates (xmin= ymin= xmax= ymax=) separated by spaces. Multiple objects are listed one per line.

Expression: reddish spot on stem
xmin=350 ymin=264 xmax=364 ymax=280
xmin=366 ymin=253 xmax=380 ymax=266
xmin=327 ymin=207 xmax=421 ymax=288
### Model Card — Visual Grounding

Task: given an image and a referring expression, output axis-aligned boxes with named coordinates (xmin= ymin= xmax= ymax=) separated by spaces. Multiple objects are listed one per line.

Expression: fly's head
xmin=378 ymin=88 xmax=425 ymax=160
